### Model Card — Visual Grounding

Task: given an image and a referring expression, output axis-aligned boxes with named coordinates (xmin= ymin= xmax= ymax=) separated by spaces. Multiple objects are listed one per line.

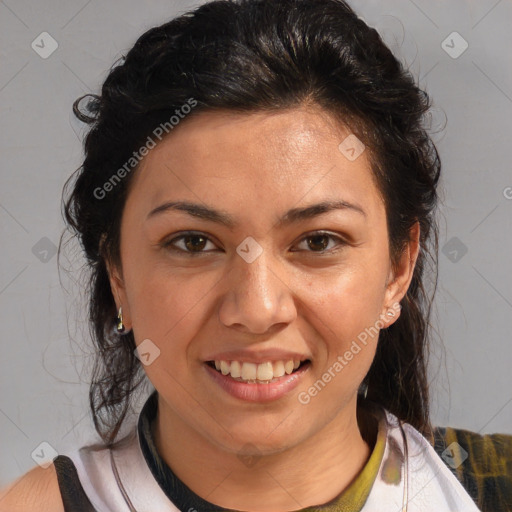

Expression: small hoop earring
xmin=116 ymin=307 xmax=131 ymax=334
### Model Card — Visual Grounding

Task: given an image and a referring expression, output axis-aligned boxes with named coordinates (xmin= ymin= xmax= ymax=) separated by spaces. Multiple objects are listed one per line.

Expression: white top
xmin=64 ymin=409 xmax=481 ymax=512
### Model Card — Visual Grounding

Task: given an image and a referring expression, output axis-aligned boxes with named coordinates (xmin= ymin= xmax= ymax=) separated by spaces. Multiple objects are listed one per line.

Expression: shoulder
xmin=0 ymin=462 xmax=64 ymax=512
xmin=432 ymin=425 xmax=512 ymax=512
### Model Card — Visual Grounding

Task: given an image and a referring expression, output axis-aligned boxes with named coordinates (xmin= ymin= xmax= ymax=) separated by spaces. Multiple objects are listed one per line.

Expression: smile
xmin=207 ymin=359 xmax=309 ymax=383
xmin=204 ymin=359 xmax=311 ymax=402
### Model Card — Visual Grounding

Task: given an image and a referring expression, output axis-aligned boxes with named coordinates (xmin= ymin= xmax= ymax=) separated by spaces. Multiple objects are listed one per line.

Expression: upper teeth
xmin=214 ymin=359 xmax=301 ymax=381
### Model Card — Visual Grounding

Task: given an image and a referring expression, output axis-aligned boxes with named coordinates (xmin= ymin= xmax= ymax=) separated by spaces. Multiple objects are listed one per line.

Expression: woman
xmin=1 ymin=0 xmax=510 ymax=511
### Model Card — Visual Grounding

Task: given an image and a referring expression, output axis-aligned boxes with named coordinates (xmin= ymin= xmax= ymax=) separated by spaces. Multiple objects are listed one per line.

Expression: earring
xmin=116 ymin=306 xmax=129 ymax=334
xmin=386 ymin=303 xmax=402 ymax=317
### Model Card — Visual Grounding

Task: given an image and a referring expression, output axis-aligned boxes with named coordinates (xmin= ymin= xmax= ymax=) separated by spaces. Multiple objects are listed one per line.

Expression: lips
xmin=204 ymin=359 xmax=311 ymax=402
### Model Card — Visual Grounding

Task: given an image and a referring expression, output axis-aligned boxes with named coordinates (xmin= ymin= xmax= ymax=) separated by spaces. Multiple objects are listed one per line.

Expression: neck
xmin=153 ymin=397 xmax=375 ymax=511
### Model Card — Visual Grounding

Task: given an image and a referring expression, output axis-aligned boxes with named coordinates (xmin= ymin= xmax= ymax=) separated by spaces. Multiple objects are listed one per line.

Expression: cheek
xmin=124 ymin=262 xmax=216 ymax=352
xmin=296 ymin=275 xmax=383 ymax=408
xmin=125 ymin=268 xmax=212 ymax=393
xmin=306 ymin=265 xmax=387 ymax=342
xmin=297 ymin=254 xmax=388 ymax=391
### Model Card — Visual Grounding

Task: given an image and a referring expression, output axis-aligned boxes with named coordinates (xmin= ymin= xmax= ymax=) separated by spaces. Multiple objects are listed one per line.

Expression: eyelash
xmin=163 ymin=230 xmax=347 ymax=256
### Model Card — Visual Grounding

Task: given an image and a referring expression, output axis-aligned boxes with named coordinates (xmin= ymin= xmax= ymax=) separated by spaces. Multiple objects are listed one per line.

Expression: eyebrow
xmin=146 ymin=199 xmax=366 ymax=228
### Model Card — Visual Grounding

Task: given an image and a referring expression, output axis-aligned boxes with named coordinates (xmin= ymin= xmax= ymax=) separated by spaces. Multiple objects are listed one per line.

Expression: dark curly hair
xmin=61 ymin=0 xmax=440 ymax=446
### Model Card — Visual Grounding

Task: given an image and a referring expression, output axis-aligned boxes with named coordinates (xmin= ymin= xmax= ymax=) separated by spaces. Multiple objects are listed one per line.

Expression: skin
xmin=0 ymin=105 xmax=419 ymax=512
xmin=0 ymin=464 xmax=64 ymax=512
xmin=106 ymin=105 xmax=420 ymax=511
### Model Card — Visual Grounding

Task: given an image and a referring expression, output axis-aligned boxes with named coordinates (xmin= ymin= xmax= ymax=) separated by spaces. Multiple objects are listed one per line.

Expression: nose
xmin=218 ymin=247 xmax=297 ymax=335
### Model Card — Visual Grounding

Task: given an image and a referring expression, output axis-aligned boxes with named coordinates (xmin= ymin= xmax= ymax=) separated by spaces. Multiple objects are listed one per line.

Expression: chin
xmin=207 ymin=417 xmax=311 ymax=458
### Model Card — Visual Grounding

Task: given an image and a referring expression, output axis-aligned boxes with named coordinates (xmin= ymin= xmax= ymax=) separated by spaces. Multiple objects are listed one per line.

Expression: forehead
xmin=126 ymin=106 xmax=383 ymax=220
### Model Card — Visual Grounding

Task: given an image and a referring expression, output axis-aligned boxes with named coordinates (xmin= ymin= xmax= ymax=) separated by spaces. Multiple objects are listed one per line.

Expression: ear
xmin=380 ymin=221 xmax=421 ymax=327
xmin=102 ymin=246 xmax=132 ymax=331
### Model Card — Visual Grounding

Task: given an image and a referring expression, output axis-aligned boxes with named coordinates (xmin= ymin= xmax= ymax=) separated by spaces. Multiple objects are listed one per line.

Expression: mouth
xmin=205 ymin=359 xmax=311 ymax=384
xmin=204 ymin=357 xmax=311 ymax=402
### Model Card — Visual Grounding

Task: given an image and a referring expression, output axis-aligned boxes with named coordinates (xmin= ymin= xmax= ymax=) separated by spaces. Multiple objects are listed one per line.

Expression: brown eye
xmin=183 ymin=234 xmax=208 ymax=251
xmin=294 ymin=231 xmax=346 ymax=253
xmin=164 ymin=232 xmax=217 ymax=255
xmin=306 ymin=234 xmax=330 ymax=251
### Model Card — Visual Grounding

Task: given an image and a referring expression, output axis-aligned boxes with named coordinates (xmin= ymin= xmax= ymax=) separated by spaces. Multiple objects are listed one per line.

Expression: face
xmin=108 ymin=105 xmax=418 ymax=455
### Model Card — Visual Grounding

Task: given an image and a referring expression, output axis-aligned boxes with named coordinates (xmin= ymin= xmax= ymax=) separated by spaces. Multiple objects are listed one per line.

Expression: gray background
xmin=1 ymin=0 xmax=511 ymax=486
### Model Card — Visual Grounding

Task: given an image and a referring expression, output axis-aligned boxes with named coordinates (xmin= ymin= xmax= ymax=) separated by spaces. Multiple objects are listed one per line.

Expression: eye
xmin=163 ymin=231 xmax=219 ymax=255
xmin=293 ymin=231 xmax=346 ymax=253
xmin=163 ymin=230 xmax=346 ymax=256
